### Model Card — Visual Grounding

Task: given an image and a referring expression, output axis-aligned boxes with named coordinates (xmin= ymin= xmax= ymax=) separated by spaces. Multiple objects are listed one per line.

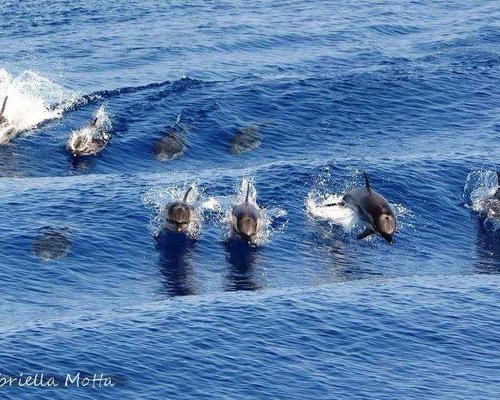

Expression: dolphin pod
xmin=1 ymin=95 xmax=494 ymax=250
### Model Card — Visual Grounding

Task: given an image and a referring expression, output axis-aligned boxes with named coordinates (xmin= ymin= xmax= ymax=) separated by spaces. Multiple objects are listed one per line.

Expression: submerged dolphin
xmin=329 ymin=172 xmax=397 ymax=244
xmin=153 ymin=132 xmax=186 ymax=161
xmin=162 ymin=186 xmax=194 ymax=233
xmin=66 ymin=116 xmax=110 ymax=157
xmin=231 ymin=183 xmax=261 ymax=245
xmin=32 ymin=230 xmax=73 ymax=262
xmin=153 ymin=114 xmax=190 ymax=161
xmin=230 ymin=125 xmax=262 ymax=155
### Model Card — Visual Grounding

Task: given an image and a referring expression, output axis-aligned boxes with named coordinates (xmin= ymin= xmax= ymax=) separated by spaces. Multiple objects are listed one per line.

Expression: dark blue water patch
xmin=369 ymin=24 xmax=422 ymax=36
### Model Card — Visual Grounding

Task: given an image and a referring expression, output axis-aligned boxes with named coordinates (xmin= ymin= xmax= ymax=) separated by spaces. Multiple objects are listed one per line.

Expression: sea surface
xmin=1 ymin=1 xmax=500 ymax=399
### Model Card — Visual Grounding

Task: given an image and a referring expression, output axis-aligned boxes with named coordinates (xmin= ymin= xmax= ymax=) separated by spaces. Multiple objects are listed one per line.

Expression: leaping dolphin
xmin=231 ymin=182 xmax=261 ymax=245
xmin=328 ymin=172 xmax=397 ymax=244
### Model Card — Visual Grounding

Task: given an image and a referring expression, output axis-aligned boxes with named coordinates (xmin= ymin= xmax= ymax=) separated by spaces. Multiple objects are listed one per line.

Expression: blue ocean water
xmin=1 ymin=0 xmax=500 ymax=398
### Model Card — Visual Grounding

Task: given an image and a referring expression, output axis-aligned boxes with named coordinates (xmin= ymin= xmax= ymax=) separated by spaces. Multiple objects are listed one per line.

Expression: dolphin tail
xmin=1 ymin=96 xmax=8 ymax=116
xmin=183 ymin=186 xmax=193 ymax=202
xmin=364 ymin=171 xmax=372 ymax=194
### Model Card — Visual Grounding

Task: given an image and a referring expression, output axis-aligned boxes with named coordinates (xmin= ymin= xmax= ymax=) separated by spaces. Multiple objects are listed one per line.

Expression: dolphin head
xmin=167 ymin=202 xmax=192 ymax=232
xmin=235 ymin=212 xmax=259 ymax=244
xmin=376 ymin=213 xmax=396 ymax=244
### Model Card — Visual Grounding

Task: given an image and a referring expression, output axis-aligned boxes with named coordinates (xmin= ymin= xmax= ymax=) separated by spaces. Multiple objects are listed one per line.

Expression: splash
xmin=93 ymin=104 xmax=112 ymax=131
xmin=306 ymin=191 xmax=358 ymax=231
xmin=66 ymin=104 xmax=112 ymax=156
xmin=200 ymin=196 xmax=222 ymax=212
xmin=0 ymin=69 xmax=76 ymax=144
xmin=142 ymin=183 xmax=203 ymax=239
xmin=464 ymin=169 xmax=500 ymax=230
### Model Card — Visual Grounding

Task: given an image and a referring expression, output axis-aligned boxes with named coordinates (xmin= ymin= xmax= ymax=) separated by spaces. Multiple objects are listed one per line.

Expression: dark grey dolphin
xmin=163 ymin=186 xmax=194 ymax=233
xmin=230 ymin=125 xmax=262 ymax=155
xmin=479 ymin=172 xmax=500 ymax=217
xmin=153 ymin=131 xmax=186 ymax=161
xmin=153 ymin=114 xmax=190 ymax=161
xmin=0 ymin=96 xmax=8 ymax=126
xmin=66 ymin=117 xmax=110 ymax=157
xmin=32 ymin=230 xmax=73 ymax=262
xmin=231 ymin=183 xmax=261 ymax=245
xmin=329 ymin=172 xmax=397 ymax=244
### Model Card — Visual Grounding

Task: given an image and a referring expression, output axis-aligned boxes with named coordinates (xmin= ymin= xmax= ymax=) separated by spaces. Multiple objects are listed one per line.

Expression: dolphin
xmin=231 ymin=182 xmax=261 ymax=245
xmin=162 ymin=186 xmax=194 ymax=233
xmin=66 ymin=116 xmax=110 ymax=157
xmin=328 ymin=172 xmax=397 ymax=244
xmin=153 ymin=114 xmax=190 ymax=161
xmin=477 ymin=172 xmax=500 ymax=218
xmin=153 ymin=131 xmax=186 ymax=161
xmin=230 ymin=125 xmax=262 ymax=155
xmin=32 ymin=230 xmax=73 ymax=262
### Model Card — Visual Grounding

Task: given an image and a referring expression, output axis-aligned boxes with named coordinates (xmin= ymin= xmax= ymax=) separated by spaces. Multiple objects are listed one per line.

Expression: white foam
xmin=306 ymin=192 xmax=358 ymax=231
xmin=201 ymin=196 xmax=222 ymax=212
xmin=0 ymin=69 xmax=76 ymax=143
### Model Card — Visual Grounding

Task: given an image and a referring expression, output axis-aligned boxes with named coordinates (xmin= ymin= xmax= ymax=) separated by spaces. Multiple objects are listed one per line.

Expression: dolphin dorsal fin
xmin=364 ymin=171 xmax=372 ymax=194
xmin=91 ymin=117 xmax=98 ymax=126
xmin=183 ymin=186 xmax=193 ymax=202
xmin=245 ymin=182 xmax=251 ymax=203
xmin=0 ymin=96 xmax=8 ymax=116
